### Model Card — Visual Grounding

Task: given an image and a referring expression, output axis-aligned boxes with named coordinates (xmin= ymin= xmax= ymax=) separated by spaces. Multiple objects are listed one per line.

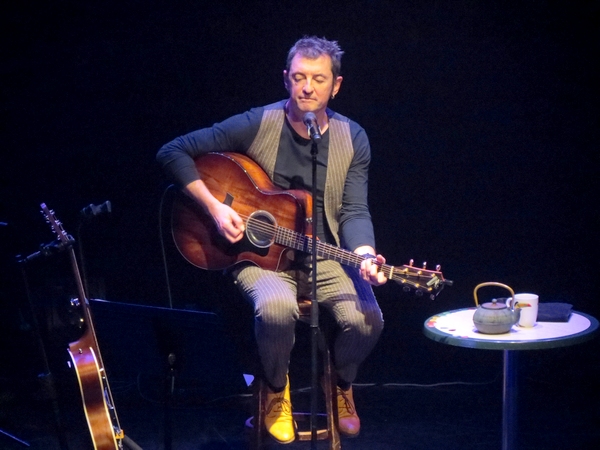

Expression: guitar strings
xmin=228 ymin=210 xmax=440 ymax=291
xmin=242 ymin=211 xmax=371 ymax=268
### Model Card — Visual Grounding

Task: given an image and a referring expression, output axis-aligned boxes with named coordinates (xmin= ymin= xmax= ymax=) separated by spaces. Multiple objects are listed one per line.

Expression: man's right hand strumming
xmin=184 ymin=179 xmax=245 ymax=243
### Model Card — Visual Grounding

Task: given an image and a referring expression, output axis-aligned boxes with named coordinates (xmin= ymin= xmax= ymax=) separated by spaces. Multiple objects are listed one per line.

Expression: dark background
xmin=1 ymin=0 xmax=598 ymax=446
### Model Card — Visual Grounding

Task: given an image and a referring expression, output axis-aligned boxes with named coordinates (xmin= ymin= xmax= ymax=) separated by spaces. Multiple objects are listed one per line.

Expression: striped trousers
xmin=233 ymin=258 xmax=384 ymax=389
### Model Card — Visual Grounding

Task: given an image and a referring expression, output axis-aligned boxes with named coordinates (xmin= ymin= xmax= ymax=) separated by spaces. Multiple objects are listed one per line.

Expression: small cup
xmin=512 ymin=293 xmax=539 ymax=327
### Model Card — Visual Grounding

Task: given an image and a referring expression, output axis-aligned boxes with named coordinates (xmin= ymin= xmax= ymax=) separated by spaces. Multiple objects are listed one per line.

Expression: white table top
xmin=424 ymin=308 xmax=598 ymax=350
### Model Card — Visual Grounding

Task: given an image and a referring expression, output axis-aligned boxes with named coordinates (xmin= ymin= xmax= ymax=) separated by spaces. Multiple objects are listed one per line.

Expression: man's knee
xmin=256 ymin=296 xmax=299 ymax=324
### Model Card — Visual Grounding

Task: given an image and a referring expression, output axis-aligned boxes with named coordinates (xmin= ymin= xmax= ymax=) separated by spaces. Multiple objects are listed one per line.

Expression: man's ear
xmin=332 ymin=75 xmax=343 ymax=98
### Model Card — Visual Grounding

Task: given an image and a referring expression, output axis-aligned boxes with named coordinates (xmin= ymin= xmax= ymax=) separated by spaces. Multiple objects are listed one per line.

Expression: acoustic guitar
xmin=171 ymin=152 xmax=451 ymax=298
xmin=41 ymin=204 xmax=123 ymax=450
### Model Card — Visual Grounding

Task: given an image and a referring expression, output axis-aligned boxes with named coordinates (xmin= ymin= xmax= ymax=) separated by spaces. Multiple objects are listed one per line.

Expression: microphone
xmin=80 ymin=201 xmax=112 ymax=220
xmin=17 ymin=239 xmax=73 ymax=264
xmin=303 ymin=112 xmax=322 ymax=144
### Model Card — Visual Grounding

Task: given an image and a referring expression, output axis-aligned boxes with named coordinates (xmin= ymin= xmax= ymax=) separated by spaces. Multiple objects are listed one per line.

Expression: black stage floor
xmin=1 ymin=300 xmax=599 ymax=450
xmin=1 ymin=369 xmax=599 ymax=450
xmin=2 ymin=350 xmax=600 ymax=449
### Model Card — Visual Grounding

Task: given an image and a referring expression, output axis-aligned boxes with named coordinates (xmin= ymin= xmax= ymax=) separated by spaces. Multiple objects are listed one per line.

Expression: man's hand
xmin=207 ymin=201 xmax=245 ymax=243
xmin=184 ymin=179 xmax=245 ymax=243
xmin=354 ymin=245 xmax=388 ymax=286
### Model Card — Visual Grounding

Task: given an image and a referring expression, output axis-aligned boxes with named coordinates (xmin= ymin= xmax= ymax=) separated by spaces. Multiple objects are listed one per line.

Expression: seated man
xmin=157 ymin=36 xmax=387 ymax=443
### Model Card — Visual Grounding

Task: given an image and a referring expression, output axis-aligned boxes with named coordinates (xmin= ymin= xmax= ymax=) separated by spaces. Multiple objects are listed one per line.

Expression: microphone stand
xmin=15 ymin=248 xmax=71 ymax=450
xmin=309 ymin=138 xmax=320 ymax=448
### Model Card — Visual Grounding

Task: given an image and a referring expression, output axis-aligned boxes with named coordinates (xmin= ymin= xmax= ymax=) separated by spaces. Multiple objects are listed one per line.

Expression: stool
xmin=251 ymin=297 xmax=341 ymax=449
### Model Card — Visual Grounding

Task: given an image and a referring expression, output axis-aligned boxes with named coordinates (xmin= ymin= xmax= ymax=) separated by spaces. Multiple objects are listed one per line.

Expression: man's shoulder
xmin=328 ymin=109 xmax=367 ymax=140
xmin=224 ymin=100 xmax=286 ymax=127
xmin=328 ymin=108 xmax=363 ymax=130
xmin=258 ymin=99 xmax=287 ymax=112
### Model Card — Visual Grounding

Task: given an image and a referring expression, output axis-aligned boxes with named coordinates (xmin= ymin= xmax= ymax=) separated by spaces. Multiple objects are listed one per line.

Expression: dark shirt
xmin=156 ymin=102 xmax=375 ymax=252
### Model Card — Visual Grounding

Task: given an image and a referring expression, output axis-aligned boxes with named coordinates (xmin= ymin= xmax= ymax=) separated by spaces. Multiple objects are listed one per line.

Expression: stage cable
xmin=158 ymin=184 xmax=176 ymax=309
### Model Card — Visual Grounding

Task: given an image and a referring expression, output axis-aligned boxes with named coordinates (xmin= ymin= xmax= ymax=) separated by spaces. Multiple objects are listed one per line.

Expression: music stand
xmin=89 ymin=299 xmax=248 ymax=449
xmin=89 ymin=299 xmax=247 ymax=402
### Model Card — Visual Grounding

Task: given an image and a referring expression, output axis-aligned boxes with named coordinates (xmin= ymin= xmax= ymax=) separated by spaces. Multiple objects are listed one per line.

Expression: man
xmin=157 ymin=36 xmax=386 ymax=444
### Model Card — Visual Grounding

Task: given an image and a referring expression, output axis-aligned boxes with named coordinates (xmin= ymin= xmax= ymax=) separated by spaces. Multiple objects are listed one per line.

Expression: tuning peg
xmin=436 ymin=264 xmax=441 ymax=271
xmin=409 ymin=259 xmax=414 ymax=267
xmin=422 ymin=262 xmax=427 ymax=269
xmin=415 ymin=290 xmax=424 ymax=297
xmin=402 ymin=286 xmax=411 ymax=293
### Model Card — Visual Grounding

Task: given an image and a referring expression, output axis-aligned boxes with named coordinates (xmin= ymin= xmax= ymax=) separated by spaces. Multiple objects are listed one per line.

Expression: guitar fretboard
xmin=274 ymin=224 xmax=440 ymax=294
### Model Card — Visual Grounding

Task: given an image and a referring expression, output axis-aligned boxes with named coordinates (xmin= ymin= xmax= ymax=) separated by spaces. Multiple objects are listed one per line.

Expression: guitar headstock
xmin=388 ymin=260 xmax=453 ymax=300
xmin=41 ymin=203 xmax=72 ymax=245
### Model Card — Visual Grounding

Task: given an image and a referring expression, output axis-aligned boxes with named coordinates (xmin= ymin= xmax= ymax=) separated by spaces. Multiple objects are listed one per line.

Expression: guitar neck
xmin=276 ymin=227 xmax=392 ymax=278
xmin=67 ymin=245 xmax=102 ymax=355
xmin=274 ymin=224 xmax=447 ymax=297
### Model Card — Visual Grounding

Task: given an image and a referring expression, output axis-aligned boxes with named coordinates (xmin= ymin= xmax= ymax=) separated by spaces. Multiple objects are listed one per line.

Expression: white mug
xmin=511 ymin=293 xmax=539 ymax=327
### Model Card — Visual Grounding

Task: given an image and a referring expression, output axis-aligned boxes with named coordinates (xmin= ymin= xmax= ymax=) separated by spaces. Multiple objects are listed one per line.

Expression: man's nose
xmin=303 ymin=79 xmax=314 ymax=92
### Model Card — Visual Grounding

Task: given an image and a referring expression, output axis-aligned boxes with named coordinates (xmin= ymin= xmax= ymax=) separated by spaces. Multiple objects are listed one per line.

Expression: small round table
xmin=423 ymin=308 xmax=598 ymax=450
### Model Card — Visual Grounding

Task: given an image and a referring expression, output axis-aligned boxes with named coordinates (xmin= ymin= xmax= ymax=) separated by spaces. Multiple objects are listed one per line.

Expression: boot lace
xmin=337 ymin=387 xmax=356 ymax=418
xmin=266 ymin=393 xmax=292 ymax=418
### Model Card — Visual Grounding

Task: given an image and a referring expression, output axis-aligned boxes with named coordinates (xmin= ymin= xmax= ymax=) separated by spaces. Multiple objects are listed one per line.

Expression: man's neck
xmin=285 ymin=101 xmax=329 ymax=139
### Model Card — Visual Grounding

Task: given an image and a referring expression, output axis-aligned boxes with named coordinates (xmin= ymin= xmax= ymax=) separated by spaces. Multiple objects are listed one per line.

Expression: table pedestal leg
xmin=502 ymin=349 xmax=518 ymax=450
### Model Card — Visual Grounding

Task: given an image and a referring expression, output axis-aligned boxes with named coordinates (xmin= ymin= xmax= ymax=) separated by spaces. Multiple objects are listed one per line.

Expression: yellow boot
xmin=337 ymin=385 xmax=360 ymax=437
xmin=264 ymin=376 xmax=296 ymax=444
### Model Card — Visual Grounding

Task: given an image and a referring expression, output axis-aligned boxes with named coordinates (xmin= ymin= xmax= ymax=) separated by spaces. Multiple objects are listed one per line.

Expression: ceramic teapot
xmin=473 ymin=282 xmax=520 ymax=334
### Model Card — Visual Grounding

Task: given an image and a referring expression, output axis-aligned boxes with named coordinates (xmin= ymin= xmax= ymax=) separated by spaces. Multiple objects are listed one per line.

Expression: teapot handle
xmin=474 ymin=282 xmax=515 ymax=307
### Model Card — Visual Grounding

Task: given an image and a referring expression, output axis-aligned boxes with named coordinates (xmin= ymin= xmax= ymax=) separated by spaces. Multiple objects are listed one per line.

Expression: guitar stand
xmin=121 ymin=435 xmax=144 ymax=450
xmin=15 ymin=257 xmax=70 ymax=450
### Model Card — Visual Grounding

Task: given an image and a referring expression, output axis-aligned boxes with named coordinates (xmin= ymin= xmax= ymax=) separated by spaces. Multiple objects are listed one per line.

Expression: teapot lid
xmin=481 ymin=299 xmax=508 ymax=310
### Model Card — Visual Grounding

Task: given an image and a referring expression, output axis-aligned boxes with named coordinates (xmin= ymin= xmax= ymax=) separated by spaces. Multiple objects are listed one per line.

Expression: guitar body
xmin=172 ymin=152 xmax=313 ymax=272
xmin=171 ymin=153 xmax=451 ymax=297
xmin=68 ymin=330 xmax=119 ymax=450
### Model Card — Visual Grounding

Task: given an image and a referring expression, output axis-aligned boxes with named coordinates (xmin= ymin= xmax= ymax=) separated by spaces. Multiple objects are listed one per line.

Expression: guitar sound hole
xmin=246 ymin=211 xmax=276 ymax=248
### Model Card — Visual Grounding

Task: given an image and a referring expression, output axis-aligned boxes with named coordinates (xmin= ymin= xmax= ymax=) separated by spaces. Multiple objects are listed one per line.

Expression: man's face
xmin=284 ymin=53 xmax=343 ymax=118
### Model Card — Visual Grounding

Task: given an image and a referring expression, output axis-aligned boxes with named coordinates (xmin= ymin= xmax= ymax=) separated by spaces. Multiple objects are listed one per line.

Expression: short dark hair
xmin=286 ymin=36 xmax=344 ymax=78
